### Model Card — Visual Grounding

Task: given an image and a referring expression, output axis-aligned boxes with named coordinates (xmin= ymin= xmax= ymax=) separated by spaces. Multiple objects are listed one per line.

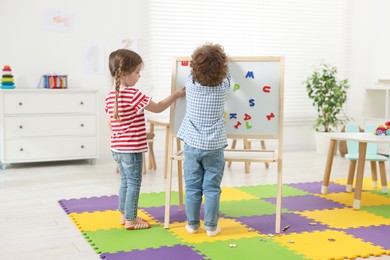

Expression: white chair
xmin=345 ymin=123 xmax=388 ymax=193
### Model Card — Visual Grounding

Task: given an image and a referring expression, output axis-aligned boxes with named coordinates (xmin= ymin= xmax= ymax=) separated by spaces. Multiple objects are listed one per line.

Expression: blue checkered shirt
xmin=177 ymin=74 xmax=231 ymax=150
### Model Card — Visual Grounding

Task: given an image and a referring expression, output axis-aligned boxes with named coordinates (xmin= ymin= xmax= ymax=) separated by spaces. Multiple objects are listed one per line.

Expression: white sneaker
xmin=185 ymin=224 xmax=199 ymax=234
xmin=207 ymin=227 xmax=222 ymax=237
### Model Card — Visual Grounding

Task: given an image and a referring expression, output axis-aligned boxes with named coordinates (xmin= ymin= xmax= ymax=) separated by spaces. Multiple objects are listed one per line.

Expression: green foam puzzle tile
xmin=369 ymin=189 xmax=390 ymax=198
xmin=139 ymin=191 xmax=180 ymax=208
xmin=192 ymin=237 xmax=307 ymax=260
xmin=82 ymin=225 xmax=182 ymax=254
xmin=361 ymin=205 xmax=390 ymax=219
xmin=220 ymin=199 xmax=290 ymax=217
xmin=236 ymin=184 xmax=309 ymax=198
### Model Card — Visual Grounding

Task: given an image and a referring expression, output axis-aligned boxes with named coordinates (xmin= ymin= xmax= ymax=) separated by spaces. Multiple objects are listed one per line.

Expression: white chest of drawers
xmin=0 ymin=89 xmax=99 ymax=169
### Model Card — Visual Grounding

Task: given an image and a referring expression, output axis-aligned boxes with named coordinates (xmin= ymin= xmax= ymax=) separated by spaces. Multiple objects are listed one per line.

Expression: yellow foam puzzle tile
xmin=273 ymin=229 xmax=387 ymax=260
xmin=298 ymin=208 xmax=390 ymax=229
xmin=331 ymin=178 xmax=384 ymax=191
xmin=69 ymin=209 xmax=158 ymax=232
xmin=220 ymin=187 xmax=259 ymax=201
xmin=316 ymin=191 xmax=390 ymax=207
xmin=166 ymin=217 xmax=260 ymax=244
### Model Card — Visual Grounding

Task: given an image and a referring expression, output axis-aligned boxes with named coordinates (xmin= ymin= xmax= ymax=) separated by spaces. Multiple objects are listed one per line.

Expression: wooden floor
xmin=0 ymin=135 xmax=389 ymax=260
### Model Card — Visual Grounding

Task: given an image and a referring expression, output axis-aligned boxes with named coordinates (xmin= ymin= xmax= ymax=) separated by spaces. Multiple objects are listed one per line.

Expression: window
xmin=140 ymin=0 xmax=351 ymax=121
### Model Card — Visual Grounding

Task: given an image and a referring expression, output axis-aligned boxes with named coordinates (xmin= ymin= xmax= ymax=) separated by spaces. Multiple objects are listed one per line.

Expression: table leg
xmin=321 ymin=139 xmax=337 ymax=194
xmin=353 ymin=142 xmax=367 ymax=209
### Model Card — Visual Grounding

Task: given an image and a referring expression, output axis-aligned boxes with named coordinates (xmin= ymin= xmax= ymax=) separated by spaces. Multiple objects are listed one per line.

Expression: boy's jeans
xmin=112 ymin=151 xmax=142 ymax=220
xmin=184 ymin=144 xmax=225 ymax=231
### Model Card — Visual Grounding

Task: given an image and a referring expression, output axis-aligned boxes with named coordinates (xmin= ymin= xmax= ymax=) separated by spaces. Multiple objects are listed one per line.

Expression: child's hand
xmin=175 ymin=87 xmax=186 ymax=99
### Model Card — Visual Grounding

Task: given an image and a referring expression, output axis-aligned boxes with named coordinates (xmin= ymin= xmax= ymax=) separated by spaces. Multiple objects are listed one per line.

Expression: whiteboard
xmin=170 ymin=57 xmax=284 ymax=139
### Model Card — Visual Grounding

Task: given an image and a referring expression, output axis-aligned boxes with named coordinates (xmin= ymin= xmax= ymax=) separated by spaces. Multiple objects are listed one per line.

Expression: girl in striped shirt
xmin=105 ymin=49 xmax=185 ymax=230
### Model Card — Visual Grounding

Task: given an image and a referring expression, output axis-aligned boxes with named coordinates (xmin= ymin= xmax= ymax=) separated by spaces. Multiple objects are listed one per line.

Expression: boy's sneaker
xmin=185 ymin=224 xmax=199 ymax=234
xmin=207 ymin=227 xmax=222 ymax=237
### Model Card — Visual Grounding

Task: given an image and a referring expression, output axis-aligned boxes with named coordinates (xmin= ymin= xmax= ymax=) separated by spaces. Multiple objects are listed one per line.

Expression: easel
xmin=164 ymin=56 xmax=285 ymax=233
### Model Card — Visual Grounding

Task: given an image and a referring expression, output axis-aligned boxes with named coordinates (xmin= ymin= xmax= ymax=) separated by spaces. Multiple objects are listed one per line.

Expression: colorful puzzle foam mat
xmin=58 ymin=178 xmax=390 ymax=260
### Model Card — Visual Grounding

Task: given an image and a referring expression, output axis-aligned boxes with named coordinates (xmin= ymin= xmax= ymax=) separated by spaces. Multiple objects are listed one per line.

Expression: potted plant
xmin=303 ymin=62 xmax=350 ymax=154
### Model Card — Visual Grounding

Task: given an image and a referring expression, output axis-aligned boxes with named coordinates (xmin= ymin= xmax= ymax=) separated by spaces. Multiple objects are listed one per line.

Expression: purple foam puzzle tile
xmin=142 ymin=205 xmax=203 ymax=223
xmin=237 ymin=213 xmax=329 ymax=234
xmin=344 ymin=225 xmax=390 ymax=249
xmin=264 ymin=195 xmax=345 ymax=211
xmin=58 ymin=195 xmax=118 ymax=214
xmin=287 ymin=181 xmax=346 ymax=194
xmin=100 ymin=245 xmax=205 ymax=260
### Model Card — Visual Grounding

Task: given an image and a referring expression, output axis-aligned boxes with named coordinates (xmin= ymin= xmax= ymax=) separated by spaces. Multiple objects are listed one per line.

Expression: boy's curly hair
xmin=190 ymin=43 xmax=228 ymax=86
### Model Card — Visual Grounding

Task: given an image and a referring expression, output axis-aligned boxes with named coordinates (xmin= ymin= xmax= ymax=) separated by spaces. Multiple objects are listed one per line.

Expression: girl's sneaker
xmin=125 ymin=219 xmax=151 ymax=230
xmin=120 ymin=215 xmax=147 ymax=225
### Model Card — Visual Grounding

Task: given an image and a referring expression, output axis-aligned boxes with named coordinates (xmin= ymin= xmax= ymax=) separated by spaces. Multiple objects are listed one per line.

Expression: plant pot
xmin=314 ymin=131 xmax=338 ymax=156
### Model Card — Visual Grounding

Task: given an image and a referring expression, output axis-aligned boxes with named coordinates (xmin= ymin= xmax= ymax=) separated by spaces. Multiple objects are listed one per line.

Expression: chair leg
xmin=148 ymin=141 xmax=156 ymax=170
xmin=346 ymin=160 xmax=356 ymax=192
xmin=227 ymin=139 xmax=237 ymax=167
xmin=370 ymin=161 xmax=378 ymax=188
xmin=378 ymin=161 xmax=388 ymax=193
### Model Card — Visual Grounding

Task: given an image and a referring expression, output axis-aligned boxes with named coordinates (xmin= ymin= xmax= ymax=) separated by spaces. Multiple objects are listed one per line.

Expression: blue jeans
xmin=111 ymin=151 xmax=142 ymax=221
xmin=184 ymin=144 xmax=225 ymax=231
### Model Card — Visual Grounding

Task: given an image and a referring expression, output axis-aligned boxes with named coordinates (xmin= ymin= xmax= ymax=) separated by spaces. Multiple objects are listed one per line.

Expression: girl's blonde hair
xmin=108 ymin=49 xmax=143 ymax=120
xmin=190 ymin=43 xmax=228 ymax=86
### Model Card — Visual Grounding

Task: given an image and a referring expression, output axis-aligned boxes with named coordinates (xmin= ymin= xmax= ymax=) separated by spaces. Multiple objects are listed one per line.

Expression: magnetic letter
xmin=244 ymin=113 xmax=252 ymax=121
xmin=246 ymin=121 xmax=252 ymax=129
xmin=245 ymin=71 xmax=254 ymax=78
xmin=181 ymin=61 xmax=189 ymax=66
xmin=266 ymin=112 xmax=275 ymax=120
xmin=230 ymin=113 xmax=237 ymax=119
xmin=263 ymin=86 xmax=271 ymax=93
xmin=234 ymin=121 xmax=242 ymax=129
xmin=249 ymin=99 xmax=255 ymax=107
xmin=233 ymin=84 xmax=240 ymax=91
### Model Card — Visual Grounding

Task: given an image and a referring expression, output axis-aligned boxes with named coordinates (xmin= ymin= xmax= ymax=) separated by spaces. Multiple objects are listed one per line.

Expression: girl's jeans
xmin=111 ymin=151 xmax=142 ymax=221
xmin=183 ymin=144 xmax=225 ymax=231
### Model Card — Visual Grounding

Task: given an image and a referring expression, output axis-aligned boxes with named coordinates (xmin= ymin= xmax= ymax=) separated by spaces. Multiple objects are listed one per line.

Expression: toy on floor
xmin=375 ymin=121 xmax=390 ymax=135
xmin=1 ymin=65 xmax=15 ymax=89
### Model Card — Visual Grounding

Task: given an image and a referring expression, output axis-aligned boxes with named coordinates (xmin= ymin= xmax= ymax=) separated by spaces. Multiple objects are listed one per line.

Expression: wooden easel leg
xmin=260 ymin=140 xmax=269 ymax=169
xmin=244 ymin=138 xmax=250 ymax=173
xmin=227 ymin=139 xmax=237 ymax=167
xmin=176 ymin=138 xmax=184 ymax=211
xmin=275 ymin=159 xmax=283 ymax=233
xmin=164 ymin=156 xmax=173 ymax=229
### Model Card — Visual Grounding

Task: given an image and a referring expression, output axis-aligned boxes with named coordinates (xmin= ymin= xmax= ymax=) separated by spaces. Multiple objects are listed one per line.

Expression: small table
xmin=322 ymin=132 xmax=390 ymax=209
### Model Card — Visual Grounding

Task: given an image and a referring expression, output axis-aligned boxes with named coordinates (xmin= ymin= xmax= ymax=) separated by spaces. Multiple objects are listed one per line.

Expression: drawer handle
xmin=81 ymin=145 xmax=85 ymax=149
xmin=80 ymin=101 xmax=84 ymax=105
xmin=20 ymin=148 xmax=24 ymax=152
xmin=19 ymin=102 xmax=23 ymax=106
xmin=80 ymin=123 xmax=84 ymax=127
xmin=19 ymin=125 xmax=23 ymax=129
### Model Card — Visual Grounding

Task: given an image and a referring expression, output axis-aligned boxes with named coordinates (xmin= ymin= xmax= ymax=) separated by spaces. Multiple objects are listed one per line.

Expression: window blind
xmin=139 ymin=0 xmax=351 ymax=121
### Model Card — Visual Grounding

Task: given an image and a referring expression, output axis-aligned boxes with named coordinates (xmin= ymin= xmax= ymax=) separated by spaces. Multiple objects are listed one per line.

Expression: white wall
xmin=0 ymin=0 xmax=142 ymax=158
xmin=0 ymin=0 xmax=388 ymax=157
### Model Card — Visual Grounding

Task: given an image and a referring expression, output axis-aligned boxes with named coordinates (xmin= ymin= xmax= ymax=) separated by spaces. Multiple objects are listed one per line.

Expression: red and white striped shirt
xmin=105 ymin=87 xmax=151 ymax=153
